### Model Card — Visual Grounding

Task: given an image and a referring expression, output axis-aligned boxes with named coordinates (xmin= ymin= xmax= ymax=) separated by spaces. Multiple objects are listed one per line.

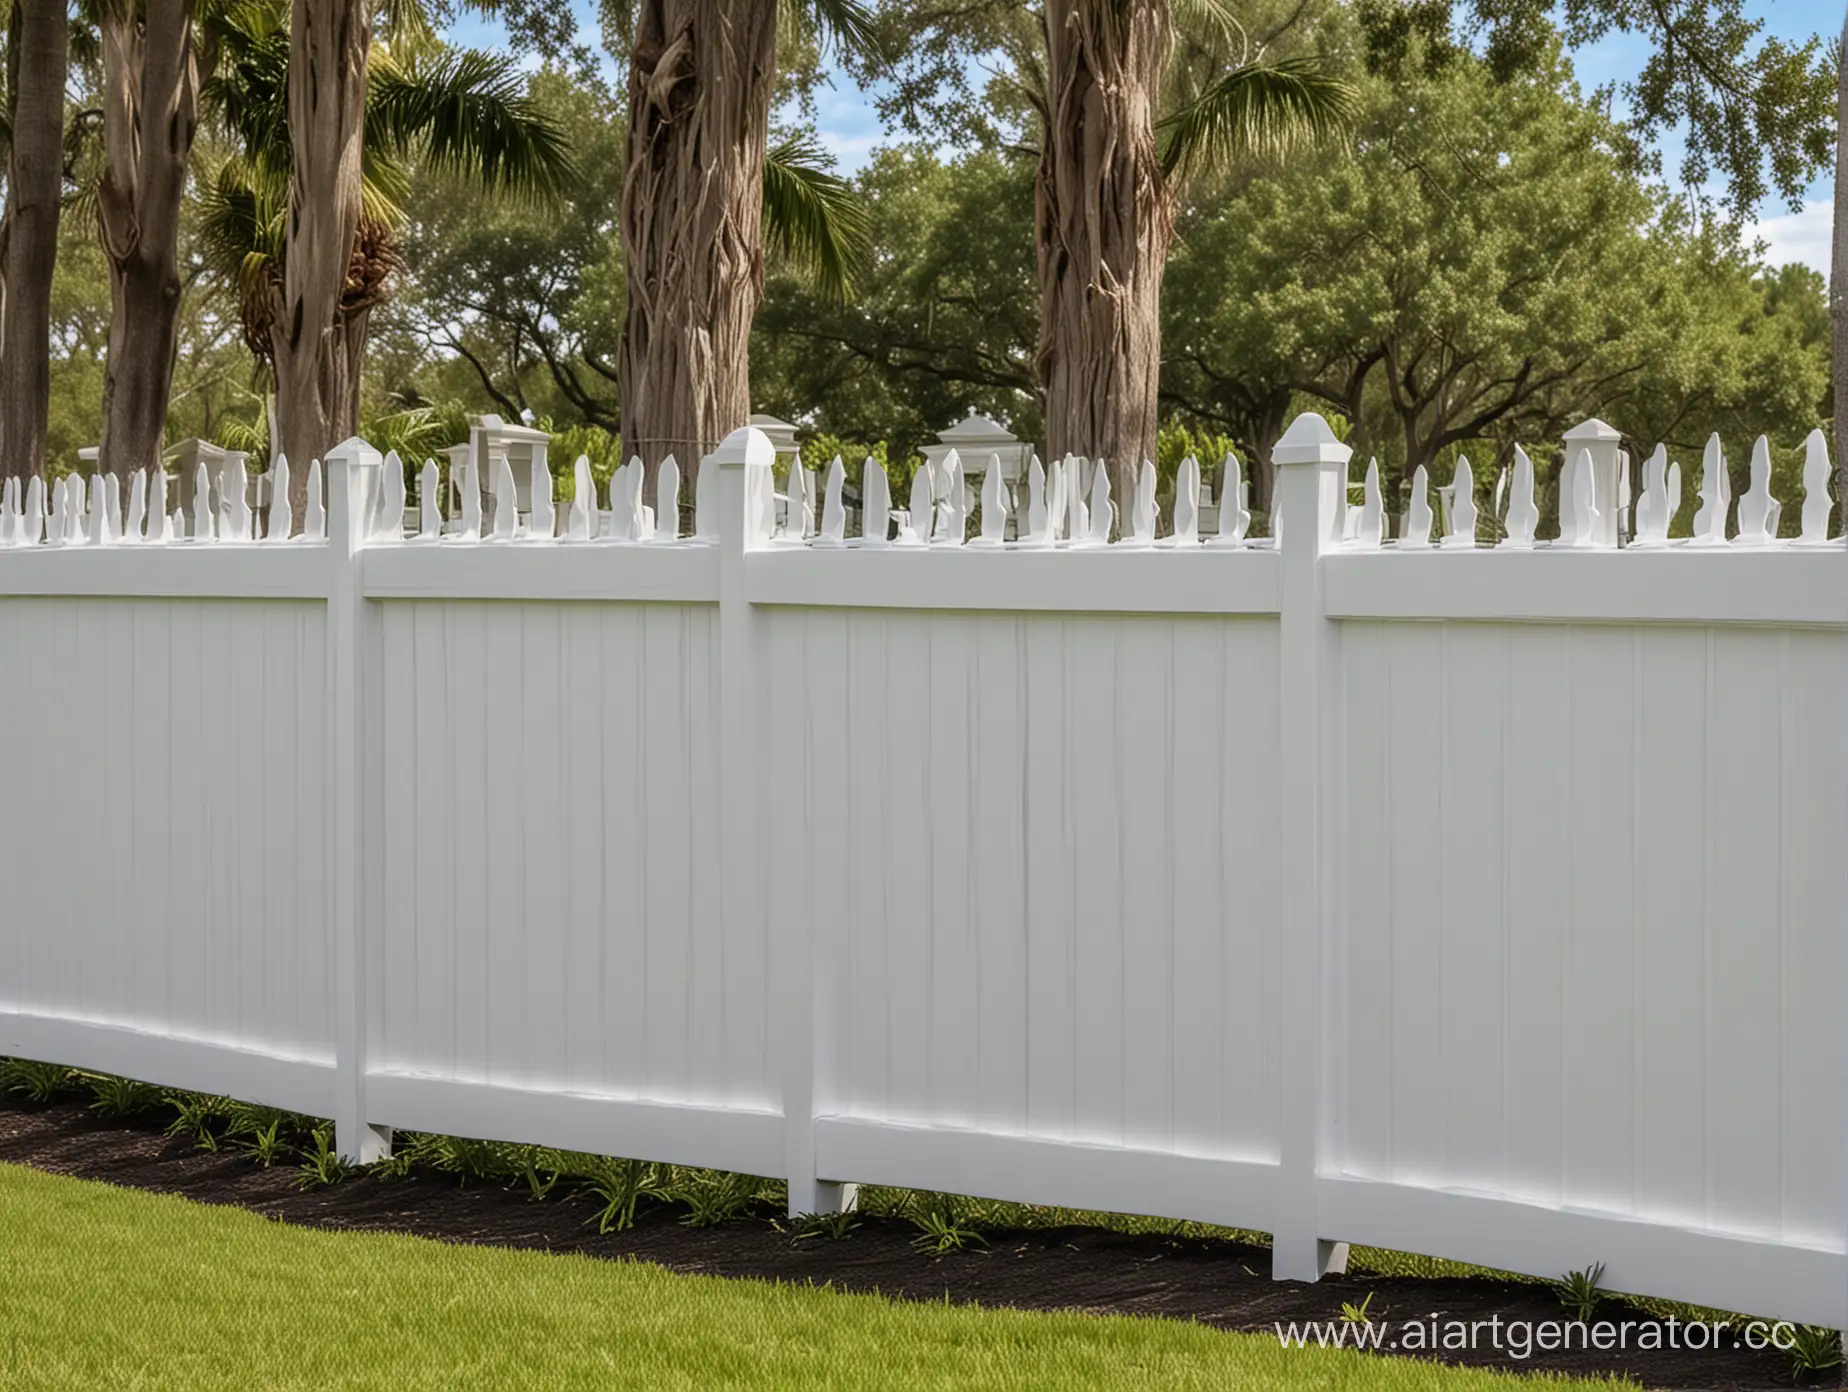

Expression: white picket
xmin=529 ymin=453 xmax=554 ymax=540
xmin=859 ymin=455 xmax=890 ymax=547
xmin=654 ymin=454 xmax=680 ymax=542
xmin=1402 ymin=465 xmax=1432 ymax=549
xmin=269 ymin=455 xmax=294 ymax=542
xmin=379 ymin=450 xmax=407 ymax=540
xmin=1440 ymin=456 xmax=1475 ymax=548
xmin=416 ymin=459 xmax=441 ymax=542
xmin=1799 ymin=429 xmax=1833 ymax=544
xmin=902 ymin=460 xmax=932 ymax=545
xmin=304 ymin=459 xmax=326 ymax=541
xmin=1736 ymin=436 xmax=1777 ymax=545
xmin=1168 ymin=455 xmax=1199 ymax=545
xmin=817 ymin=456 xmax=847 ymax=547
xmin=124 ymin=470 xmax=147 ymax=544
xmin=1692 ymin=434 xmax=1729 ymax=546
xmin=566 ymin=456 xmax=594 ymax=543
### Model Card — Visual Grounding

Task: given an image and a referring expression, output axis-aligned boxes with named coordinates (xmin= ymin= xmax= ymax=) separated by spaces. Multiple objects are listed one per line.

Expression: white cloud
xmin=1749 ymin=199 xmax=1831 ymax=276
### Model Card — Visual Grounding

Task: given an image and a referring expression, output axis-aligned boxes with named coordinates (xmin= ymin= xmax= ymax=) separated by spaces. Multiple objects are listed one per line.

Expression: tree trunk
xmin=0 ymin=0 xmax=70 ymax=482
xmin=1832 ymin=2 xmax=1847 ymax=528
xmin=98 ymin=0 xmax=201 ymax=487
xmin=272 ymin=0 xmax=371 ymax=519
xmin=619 ymin=0 xmax=778 ymax=504
xmin=1036 ymin=0 xmax=1173 ymax=516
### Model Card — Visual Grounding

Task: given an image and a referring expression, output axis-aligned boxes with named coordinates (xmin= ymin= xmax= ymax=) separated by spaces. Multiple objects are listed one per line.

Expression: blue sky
xmin=449 ymin=0 xmax=1838 ymax=273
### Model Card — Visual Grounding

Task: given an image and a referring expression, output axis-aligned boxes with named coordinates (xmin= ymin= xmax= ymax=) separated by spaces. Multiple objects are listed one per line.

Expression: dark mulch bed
xmin=0 ymin=1095 xmax=1811 ymax=1390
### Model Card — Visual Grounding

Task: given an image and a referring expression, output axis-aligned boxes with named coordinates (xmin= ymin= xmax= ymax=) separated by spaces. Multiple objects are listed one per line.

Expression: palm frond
xmin=201 ymin=0 xmax=291 ymax=154
xmin=783 ymin=0 xmax=884 ymax=62
xmin=196 ymin=156 xmax=288 ymax=354
xmin=377 ymin=0 xmax=436 ymax=47
xmin=761 ymin=133 xmax=870 ymax=303
xmin=366 ymin=47 xmax=573 ymax=199
xmin=1159 ymin=57 xmax=1356 ymax=180
xmin=1169 ymin=0 xmax=1245 ymax=48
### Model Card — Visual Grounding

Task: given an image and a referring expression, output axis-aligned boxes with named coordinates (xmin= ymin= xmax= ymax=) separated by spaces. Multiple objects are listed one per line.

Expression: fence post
xmin=707 ymin=426 xmax=851 ymax=1218
xmin=326 ymin=437 xmax=390 ymax=1163
xmin=1271 ymin=413 xmax=1351 ymax=1282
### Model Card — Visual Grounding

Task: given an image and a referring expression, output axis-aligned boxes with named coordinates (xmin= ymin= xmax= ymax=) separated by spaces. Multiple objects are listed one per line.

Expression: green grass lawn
xmin=0 ymin=1163 xmax=1621 ymax=1391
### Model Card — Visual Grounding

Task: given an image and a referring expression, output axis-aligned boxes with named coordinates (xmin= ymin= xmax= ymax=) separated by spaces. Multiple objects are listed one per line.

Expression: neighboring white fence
xmin=0 ymin=421 xmax=1843 ymax=1327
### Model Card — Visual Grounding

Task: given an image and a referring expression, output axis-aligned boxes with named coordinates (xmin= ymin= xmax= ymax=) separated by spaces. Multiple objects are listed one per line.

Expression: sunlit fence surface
xmin=1 ymin=417 xmax=1842 ymax=1325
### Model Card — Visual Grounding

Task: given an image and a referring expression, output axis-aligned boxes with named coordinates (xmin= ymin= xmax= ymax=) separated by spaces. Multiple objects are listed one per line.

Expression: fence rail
xmin=1 ymin=419 xmax=1843 ymax=1327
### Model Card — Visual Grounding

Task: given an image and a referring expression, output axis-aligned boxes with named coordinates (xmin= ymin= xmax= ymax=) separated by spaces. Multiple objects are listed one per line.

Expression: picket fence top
xmin=0 ymin=418 xmax=1840 ymax=563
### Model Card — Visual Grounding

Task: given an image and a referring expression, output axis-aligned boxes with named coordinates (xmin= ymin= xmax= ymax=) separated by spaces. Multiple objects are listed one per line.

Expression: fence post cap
xmin=325 ymin=437 xmax=383 ymax=469
xmin=708 ymin=426 xmax=776 ymax=471
xmin=1273 ymin=413 xmax=1353 ymax=467
xmin=1563 ymin=417 xmax=1621 ymax=443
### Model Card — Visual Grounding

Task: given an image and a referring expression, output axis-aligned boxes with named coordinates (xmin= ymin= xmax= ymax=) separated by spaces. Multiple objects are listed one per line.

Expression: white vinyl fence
xmin=1 ymin=419 xmax=1843 ymax=1327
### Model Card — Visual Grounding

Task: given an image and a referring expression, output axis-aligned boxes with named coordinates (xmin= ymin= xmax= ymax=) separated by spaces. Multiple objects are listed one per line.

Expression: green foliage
xmin=1554 ymin=1263 xmax=1606 ymax=1323
xmin=198 ymin=3 xmax=573 ymax=370
xmin=1163 ymin=25 xmax=1829 ymax=528
xmin=795 ymin=432 xmax=916 ymax=505
xmin=908 ymin=1194 xmax=987 ymax=1255
xmin=368 ymin=47 xmax=574 ymax=206
xmin=386 ymin=64 xmax=627 ymax=432
xmin=1339 ymin=1292 xmax=1376 ymax=1324
xmin=407 ymin=1133 xmax=521 ymax=1185
xmin=163 ymin=1094 xmax=233 ymax=1152
xmin=673 ymin=1169 xmax=763 ymax=1228
xmin=81 ymin=1073 xmax=166 ymax=1120
xmin=239 ymin=1120 xmax=287 ymax=1169
xmin=764 ymin=135 xmax=872 ymax=302
xmin=788 ymin=1209 xmax=862 ymax=1243
xmin=542 ymin=421 xmax=625 ymax=500
xmin=1155 ymin=423 xmax=1239 ymax=517
xmin=579 ymin=1156 xmax=659 ymax=1235
xmin=1465 ymin=0 xmax=1835 ymax=218
xmin=0 ymin=1060 xmax=79 ymax=1103
xmin=1779 ymin=1324 xmax=1843 ymax=1379
xmin=298 ymin=1129 xmax=354 ymax=1189
xmin=1159 ymin=57 xmax=1357 ymax=178
xmin=753 ymin=145 xmax=1040 ymax=464
xmin=363 ymin=401 xmax=472 ymax=467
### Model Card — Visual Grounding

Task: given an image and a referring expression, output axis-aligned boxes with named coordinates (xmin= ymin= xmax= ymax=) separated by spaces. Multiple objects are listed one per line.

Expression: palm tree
xmin=94 ymin=0 xmax=207 ymax=485
xmin=1034 ymin=0 xmax=1351 ymax=501
xmin=616 ymin=0 xmax=883 ymax=496
xmin=0 ymin=0 xmax=72 ymax=482
xmin=197 ymin=0 xmax=572 ymax=511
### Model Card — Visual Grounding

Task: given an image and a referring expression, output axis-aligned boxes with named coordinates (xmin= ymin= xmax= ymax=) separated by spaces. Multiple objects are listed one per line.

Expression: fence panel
xmin=0 ymin=422 xmax=1842 ymax=1324
xmin=0 ymin=593 xmax=331 ymax=1112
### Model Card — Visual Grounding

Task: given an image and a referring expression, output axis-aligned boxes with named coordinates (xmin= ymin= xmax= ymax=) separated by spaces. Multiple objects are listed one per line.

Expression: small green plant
xmin=163 ymin=1094 xmax=230 ymax=1151
xmin=1340 ymin=1292 xmax=1376 ymax=1324
xmin=0 ymin=1059 xmax=77 ymax=1101
xmin=240 ymin=1120 xmax=286 ymax=1168
xmin=298 ymin=1129 xmax=352 ymax=1188
xmin=677 ymin=1170 xmax=759 ymax=1228
xmin=1554 ymin=1263 xmax=1606 ymax=1322
xmin=788 ymin=1210 xmax=861 ymax=1243
xmin=581 ymin=1157 xmax=657 ymax=1234
xmin=1781 ymin=1324 xmax=1842 ymax=1380
xmin=224 ymin=1103 xmax=309 ymax=1143
xmin=429 ymin=1135 xmax=517 ymax=1185
xmin=515 ymin=1145 xmax=561 ymax=1201
xmin=910 ymin=1196 xmax=987 ymax=1255
xmin=81 ymin=1072 xmax=165 ymax=1118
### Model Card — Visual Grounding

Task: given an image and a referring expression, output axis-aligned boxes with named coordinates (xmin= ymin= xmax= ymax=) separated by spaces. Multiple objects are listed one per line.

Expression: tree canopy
xmin=11 ymin=0 xmax=1834 ymax=497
